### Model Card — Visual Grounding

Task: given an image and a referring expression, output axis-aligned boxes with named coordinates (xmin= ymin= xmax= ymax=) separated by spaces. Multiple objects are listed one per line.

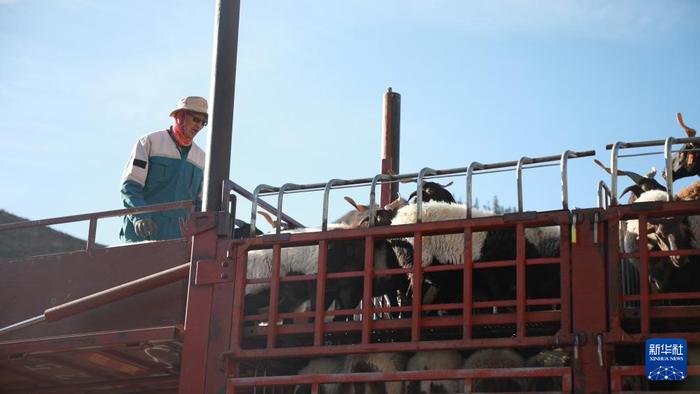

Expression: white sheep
xmin=339 ymin=352 xmax=407 ymax=394
xmin=405 ymin=350 xmax=463 ymax=394
xmin=294 ymin=357 xmax=345 ymax=394
xmin=462 ymin=348 xmax=525 ymax=392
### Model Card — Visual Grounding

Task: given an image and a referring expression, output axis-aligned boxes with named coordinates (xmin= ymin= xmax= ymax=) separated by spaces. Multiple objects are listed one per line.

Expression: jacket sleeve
xmin=121 ymin=136 xmax=151 ymax=222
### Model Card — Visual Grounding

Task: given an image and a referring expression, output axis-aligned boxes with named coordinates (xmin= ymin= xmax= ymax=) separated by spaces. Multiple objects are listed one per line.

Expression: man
xmin=120 ymin=96 xmax=208 ymax=242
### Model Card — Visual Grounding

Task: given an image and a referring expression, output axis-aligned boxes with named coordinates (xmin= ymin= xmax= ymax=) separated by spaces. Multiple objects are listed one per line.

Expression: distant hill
xmin=0 ymin=210 xmax=104 ymax=259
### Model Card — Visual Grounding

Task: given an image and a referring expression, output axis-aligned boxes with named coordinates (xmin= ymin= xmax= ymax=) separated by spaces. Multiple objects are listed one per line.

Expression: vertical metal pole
xmin=202 ymin=0 xmax=241 ymax=212
xmin=381 ymin=87 xmax=401 ymax=207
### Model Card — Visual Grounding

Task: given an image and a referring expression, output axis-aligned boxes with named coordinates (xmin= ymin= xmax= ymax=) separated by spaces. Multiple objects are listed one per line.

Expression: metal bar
xmin=466 ymin=162 xmax=483 ymax=218
xmin=322 ymin=179 xmax=343 ymax=231
xmin=416 ymin=167 xmax=436 ymax=223
xmin=228 ymin=367 xmax=572 ymax=386
xmin=86 ymin=217 xmax=97 ymax=251
xmin=267 ymin=244 xmax=282 ymax=348
xmin=560 ymin=150 xmax=573 ymax=210
xmin=44 ymin=263 xmax=190 ymax=322
xmin=250 ymin=184 xmax=275 ymax=236
xmin=462 ymin=228 xmax=473 ymax=341
xmin=664 ymin=136 xmax=675 ymax=200
xmin=361 ymin=236 xmax=373 ymax=344
xmin=411 ymin=232 xmax=423 ymax=342
xmin=249 ymin=150 xmax=595 ymax=200
xmin=381 ymin=87 xmax=401 ymax=207
xmin=314 ymin=239 xmax=328 ymax=346
xmin=230 ymin=245 xmax=247 ymax=353
xmin=638 ymin=214 xmax=650 ymax=335
xmin=0 ymin=200 xmax=193 ymax=232
xmin=605 ymin=136 xmax=700 ymax=150
xmin=0 ymin=315 xmax=46 ymax=336
xmin=202 ymin=0 xmax=240 ymax=212
xmin=0 ymin=263 xmax=190 ymax=336
xmin=276 ymin=183 xmax=299 ymax=234
xmin=370 ymin=174 xmax=392 ymax=227
xmin=516 ymin=157 xmax=529 ymax=212
xmin=516 ymin=223 xmax=526 ymax=337
xmin=226 ymin=180 xmax=304 ymax=229
xmin=610 ymin=142 xmax=622 ymax=206
xmin=597 ymin=181 xmax=611 ymax=209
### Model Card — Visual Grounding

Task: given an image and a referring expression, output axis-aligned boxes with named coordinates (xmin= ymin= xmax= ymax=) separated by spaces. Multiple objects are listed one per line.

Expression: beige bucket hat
xmin=170 ymin=96 xmax=208 ymax=117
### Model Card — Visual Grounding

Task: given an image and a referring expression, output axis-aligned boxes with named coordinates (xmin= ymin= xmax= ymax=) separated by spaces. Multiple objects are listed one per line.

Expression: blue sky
xmin=2 ymin=0 xmax=699 ymax=245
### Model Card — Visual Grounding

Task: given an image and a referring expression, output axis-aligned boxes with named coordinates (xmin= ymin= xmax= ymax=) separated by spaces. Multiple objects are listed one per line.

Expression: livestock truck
xmin=2 ymin=2 xmax=699 ymax=393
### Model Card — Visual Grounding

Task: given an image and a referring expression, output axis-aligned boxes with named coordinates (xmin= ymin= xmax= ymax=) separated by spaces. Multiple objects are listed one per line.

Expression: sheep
xmin=233 ymin=219 xmax=263 ymax=239
xmin=390 ymin=201 xmax=561 ymax=311
xmin=294 ymin=357 xmax=345 ymax=394
xmin=462 ymin=348 xmax=525 ymax=392
xmin=621 ymin=189 xmax=699 ymax=295
xmin=408 ymin=181 xmax=456 ymax=204
xmin=667 ymin=112 xmax=699 ymax=182
xmin=524 ymin=348 xmax=571 ymax=391
xmin=339 ymin=352 xmax=407 ymax=394
xmin=405 ymin=350 xmax=463 ymax=394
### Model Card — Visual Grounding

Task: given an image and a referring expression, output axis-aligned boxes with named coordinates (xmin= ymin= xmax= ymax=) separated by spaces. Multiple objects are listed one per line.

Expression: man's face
xmin=182 ymin=111 xmax=208 ymax=139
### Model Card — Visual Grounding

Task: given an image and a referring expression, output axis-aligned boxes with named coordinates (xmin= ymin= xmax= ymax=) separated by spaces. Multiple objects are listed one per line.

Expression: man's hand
xmin=134 ymin=218 xmax=157 ymax=239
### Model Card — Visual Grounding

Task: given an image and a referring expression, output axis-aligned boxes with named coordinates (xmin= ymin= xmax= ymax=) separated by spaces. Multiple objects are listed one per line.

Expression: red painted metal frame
xmin=605 ymin=199 xmax=700 ymax=343
xmin=0 ymin=326 xmax=182 ymax=393
xmin=610 ymin=365 xmax=700 ymax=393
xmin=206 ymin=210 xmax=575 ymax=393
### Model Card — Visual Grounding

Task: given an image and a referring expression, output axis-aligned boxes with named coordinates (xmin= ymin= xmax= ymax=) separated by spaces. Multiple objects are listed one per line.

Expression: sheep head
xmin=666 ymin=112 xmax=700 ymax=182
xmin=593 ymin=159 xmax=666 ymax=203
xmin=408 ymin=180 xmax=456 ymax=204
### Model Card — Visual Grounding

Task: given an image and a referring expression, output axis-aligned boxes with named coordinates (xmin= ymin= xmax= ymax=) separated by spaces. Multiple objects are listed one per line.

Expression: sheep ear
xmin=257 ymin=210 xmax=277 ymax=227
xmin=384 ymin=195 xmax=404 ymax=210
xmin=677 ymin=112 xmax=697 ymax=137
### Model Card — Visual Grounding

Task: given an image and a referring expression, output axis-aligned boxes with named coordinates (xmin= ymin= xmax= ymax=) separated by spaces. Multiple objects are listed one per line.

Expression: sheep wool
xmin=295 ymin=357 xmax=345 ymax=394
xmin=391 ymin=202 xmax=493 ymax=266
xmin=405 ymin=350 xmax=464 ymax=394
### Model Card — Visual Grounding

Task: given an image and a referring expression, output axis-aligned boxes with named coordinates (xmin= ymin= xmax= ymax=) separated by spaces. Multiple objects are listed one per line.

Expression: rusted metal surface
xmin=0 ymin=239 xmax=190 ymax=341
xmin=380 ymin=87 xmax=401 ymax=207
xmin=570 ymin=209 xmax=609 ymax=393
xmin=0 ymin=326 xmax=181 ymax=393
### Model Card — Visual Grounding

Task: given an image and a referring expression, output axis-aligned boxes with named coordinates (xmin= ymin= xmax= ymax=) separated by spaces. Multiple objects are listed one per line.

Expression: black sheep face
xmin=667 ymin=142 xmax=700 ymax=182
xmin=409 ymin=182 xmax=456 ymax=204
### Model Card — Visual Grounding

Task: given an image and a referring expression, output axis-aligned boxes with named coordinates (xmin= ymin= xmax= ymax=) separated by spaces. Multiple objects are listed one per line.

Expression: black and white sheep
xmin=339 ymin=352 xmax=407 ymax=394
xmin=244 ymin=222 xmax=408 ymax=321
xmin=405 ymin=350 xmax=463 ymax=394
xmin=294 ymin=357 xmax=345 ymax=394
xmin=621 ymin=188 xmax=700 ymax=296
xmin=389 ymin=201 xmax=561 ymax=311
xmin=408 ymin=181 xmax=456 ymax=204
xmin=667 ymin=112 xmax=699 ymax=182
xmin=462 ymin=348 xmax=525 ymax=392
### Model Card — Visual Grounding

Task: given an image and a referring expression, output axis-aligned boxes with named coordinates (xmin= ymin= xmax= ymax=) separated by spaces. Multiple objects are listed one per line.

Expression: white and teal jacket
xmin=120 ymin=128 xmax=205 ymax=242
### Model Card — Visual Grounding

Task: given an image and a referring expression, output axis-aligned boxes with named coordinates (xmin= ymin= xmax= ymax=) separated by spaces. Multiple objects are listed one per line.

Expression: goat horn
xmin=593 ymin=159 xmax=646 ymax=184
xmin=344 ymin=196 xmax=368 ymax=212
xmin=257 ymin=211 xmax=277 ymax=227
xmin=439 ymin=181 xmax=454 ymax=188
xmin=677 ymin=112 xmax=697 ymax=137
